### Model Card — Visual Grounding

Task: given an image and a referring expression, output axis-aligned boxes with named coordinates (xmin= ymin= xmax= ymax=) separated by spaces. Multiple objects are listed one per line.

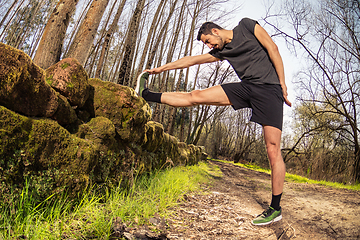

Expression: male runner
xmin=136 ymin=18 xmax=292 ymax=225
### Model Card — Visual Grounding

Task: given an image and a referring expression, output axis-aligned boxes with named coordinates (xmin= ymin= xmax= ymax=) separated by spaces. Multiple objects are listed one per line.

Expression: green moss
xmin=0 ymin=106 xmax=33 ymax=158
xmin=45 ymin=75 xmax=54 ymax=86
xmin=67 ymin=82 xmax=74 ymax=90
xmin=88 ymin=78 xmax=152 ymax=143
xmin=0 ymin=106 xmax=102 ymax=202
xmin=61 ymin=63 xmax=70 ymax=69
xmin=0 ymin=48 xmax=205 ymax=207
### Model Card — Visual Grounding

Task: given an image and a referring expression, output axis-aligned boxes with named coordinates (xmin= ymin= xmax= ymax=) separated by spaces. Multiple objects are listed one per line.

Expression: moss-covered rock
xmin=89 ymin=78 xmax=151 ymax=144
xmin=0 ymin=43 xmax=206 ymax=205
xmin=0 ymin=42 xmax=58 ymax=117
xmin=143 ymin=121 xmax=164 ymax=152
xmin=76 ymin=116 xmax=120 ymax=151
xmin=76 ymin=84 xmax=95 ymax=123
xmin=51 ymin=93 xmax=78 ymax=125
xmin=0 ymin=106 xmax=99 ymax=201
xmin=45 ymin=58 xmax=90 ymax=108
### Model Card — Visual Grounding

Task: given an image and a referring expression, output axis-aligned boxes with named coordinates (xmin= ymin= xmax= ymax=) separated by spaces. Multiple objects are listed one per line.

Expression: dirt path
xmin=165 ymin=160 xmax=360 ymax=240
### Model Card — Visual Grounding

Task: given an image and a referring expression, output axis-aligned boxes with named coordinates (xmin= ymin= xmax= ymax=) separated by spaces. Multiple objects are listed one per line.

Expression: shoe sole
xmin=135 ymin=72 xmax=147 ymax=96
xmin=251 ymin=214 xmax=282 ymax=226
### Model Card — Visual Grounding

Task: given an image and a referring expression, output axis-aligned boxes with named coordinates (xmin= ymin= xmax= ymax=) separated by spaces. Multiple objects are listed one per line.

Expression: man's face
xmin=200 ymin=30 xmax=225 ymax=50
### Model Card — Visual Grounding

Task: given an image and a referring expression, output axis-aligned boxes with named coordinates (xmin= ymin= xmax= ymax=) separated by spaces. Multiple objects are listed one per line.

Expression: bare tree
xmin=95 ymin=0 xmax=127 ymax=79
xmin=0 ymin=1 xmax=18 ymax=29
xmin=135 ymin=0 xmax=167 ymax=77
xmin=264 ymin=0 xmax=360 ymax=182
xmin=33 ymin=0 xmax=78 ymax=69
xmin=117 ymin=0 xmax=146 ymax=86
xmin=0 ymin=0 xmax=26 ymax=41
xmin=65 ymin=0 xmax=110 ymax=66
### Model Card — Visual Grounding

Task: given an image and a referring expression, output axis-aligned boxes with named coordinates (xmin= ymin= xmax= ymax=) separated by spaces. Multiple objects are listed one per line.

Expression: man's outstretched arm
xmin=145 ymin=53 xmax=219 ymax=74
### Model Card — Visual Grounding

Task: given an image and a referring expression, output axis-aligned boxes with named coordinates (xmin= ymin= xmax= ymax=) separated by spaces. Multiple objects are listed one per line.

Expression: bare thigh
xmin=161 ymin=85 xmax=232 ymax=107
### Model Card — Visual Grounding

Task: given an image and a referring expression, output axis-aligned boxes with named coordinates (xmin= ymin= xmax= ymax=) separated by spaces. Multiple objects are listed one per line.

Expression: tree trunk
xmin=0 ymin=0 xmax=26 ymax=41
xmin=135 ymin=0 xmax=166 ymax=77
xmin=186 ymin=45 xmax=204 ymax=143
xmin=6 ymin=3 xmax=28 ymax=47
xmin=164 ymin=0 xmax=187 ymax=134
xmin=354 ymin=144 xmax=360 ymax=182
xmin=33 ymin=0 xmax=78 ymax=69
xmin=29 ymin=1 xmax=58 ymax=58
xmin=0 ymin=0 xmax=18 ymax=29
xmin=144 ymin=0 xmax=179 ymax=70
xmin=117 ymin=0 xmax=146 ymax=86
xmin=65 ymin=0 xmax=110 ymax=66
xmin=63 ymin=0 xmax=93 ymax=57
xmin=95 ymin=0 xmax=127 ymax=79
xmin=16 ymin=0 xmax=46 ymax=50
xmin=179 ymin=0 xmax=200 ymax=142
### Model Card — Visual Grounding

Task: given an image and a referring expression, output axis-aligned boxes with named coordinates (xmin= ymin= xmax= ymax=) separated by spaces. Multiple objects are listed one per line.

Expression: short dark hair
xmin=197 ymin=22 xmax=223 ymax=41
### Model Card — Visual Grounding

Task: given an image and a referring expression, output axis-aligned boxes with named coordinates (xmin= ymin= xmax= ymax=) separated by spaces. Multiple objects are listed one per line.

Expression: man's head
xmin=197 ymin=22 xmax=226 ymax=50
xmin=197 ymin=22 xmax=223 ymax=41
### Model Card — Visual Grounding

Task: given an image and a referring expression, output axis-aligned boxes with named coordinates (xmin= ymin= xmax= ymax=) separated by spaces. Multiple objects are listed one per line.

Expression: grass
xmin=3 ymin=157 xmax=357 ymax=239
xmin=214 ymin=159 xmax=360 ymax=191
xmin=0 ymin=161 xmax=221 ymax=239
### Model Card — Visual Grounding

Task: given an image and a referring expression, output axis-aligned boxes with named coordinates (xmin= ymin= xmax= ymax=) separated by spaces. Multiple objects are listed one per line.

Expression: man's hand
xmin=145 ymin=67 xmax=164 ymax=75
xmin=281 ymin=84 xmax=292 ymax=107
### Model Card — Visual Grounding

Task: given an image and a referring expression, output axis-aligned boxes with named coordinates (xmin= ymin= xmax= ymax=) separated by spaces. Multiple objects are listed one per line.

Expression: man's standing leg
xmin=263 ymin=125 xmax=285 ymax=196
xmin=252 ymin=125 xmax=285 ymax=225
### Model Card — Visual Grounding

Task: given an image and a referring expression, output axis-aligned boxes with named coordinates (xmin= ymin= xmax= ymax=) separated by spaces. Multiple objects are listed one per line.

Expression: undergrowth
xmin=0 ymin=161 xmax=220 ymax=239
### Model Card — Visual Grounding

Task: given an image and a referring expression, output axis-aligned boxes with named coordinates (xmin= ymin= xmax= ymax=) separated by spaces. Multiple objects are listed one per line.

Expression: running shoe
xmin=135 ymin=71 xmax=149 ymax=97
xmin=252 ymin=206 xmax=282 ymax=226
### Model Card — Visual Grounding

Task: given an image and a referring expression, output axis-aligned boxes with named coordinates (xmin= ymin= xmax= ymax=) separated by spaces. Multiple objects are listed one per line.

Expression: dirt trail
xmin=165 ymin=160 xmax=360 ymax=240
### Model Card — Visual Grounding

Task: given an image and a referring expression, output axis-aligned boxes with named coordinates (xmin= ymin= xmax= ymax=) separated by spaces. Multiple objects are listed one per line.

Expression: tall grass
xmin=0 ymin=161 xmax=220 ymax=239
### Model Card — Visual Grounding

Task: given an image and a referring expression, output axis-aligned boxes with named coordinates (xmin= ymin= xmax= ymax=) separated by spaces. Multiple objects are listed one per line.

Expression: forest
xmin=0 ymin=0 xmax=359 ymax=184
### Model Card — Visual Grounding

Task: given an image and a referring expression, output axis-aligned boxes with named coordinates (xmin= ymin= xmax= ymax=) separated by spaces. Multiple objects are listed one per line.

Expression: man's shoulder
xmin=238 ymin=17 xmax=257 ymax=26
xmin=236 ymin=18 xmax=258 ymax=33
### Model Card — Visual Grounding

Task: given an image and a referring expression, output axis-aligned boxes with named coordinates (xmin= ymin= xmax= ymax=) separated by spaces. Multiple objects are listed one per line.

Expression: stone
xmin=0 ymin=42 xmax=58 ymax=117
xmin=45 ymin=58 xmax=90 ymax=108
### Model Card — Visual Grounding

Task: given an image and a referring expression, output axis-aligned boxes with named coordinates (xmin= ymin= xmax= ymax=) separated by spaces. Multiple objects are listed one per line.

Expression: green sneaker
xmin=252 ymin=206 xmax=282 ymax=226
xmin=135 ymin=71 xmax=149 ymax=97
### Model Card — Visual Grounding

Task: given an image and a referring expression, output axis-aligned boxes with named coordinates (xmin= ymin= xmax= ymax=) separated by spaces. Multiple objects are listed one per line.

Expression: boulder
xmin=0 ymin=42 xmax=58 ymax=117
xmin=143 ymin=121 xmax=165 ymax=152
xmin=89 ymin=78 xmax=151 ymax=144
xmin=45 ymin=58 xmax=90 ymax=107
xmin=0 ymin=106 xmax=99 ymax=200
xmin=51 ymin=93 xmax=78 ymax=125
xmin=0 ymin=43 xmax=206 ymax=205
xmin=76 ymin=116 xmax=119 ymax=149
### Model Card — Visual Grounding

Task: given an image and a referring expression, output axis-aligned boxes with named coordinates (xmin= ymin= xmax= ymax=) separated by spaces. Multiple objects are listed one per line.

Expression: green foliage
xmin=0 ymin=161 xmax=219 ymax=239
xmin=286 ymin=100 xmax=356 ymax=183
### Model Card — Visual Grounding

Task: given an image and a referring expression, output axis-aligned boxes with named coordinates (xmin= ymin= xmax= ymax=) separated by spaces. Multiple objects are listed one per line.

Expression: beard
xmin=214 ymin=35 xmax=225 ymax=50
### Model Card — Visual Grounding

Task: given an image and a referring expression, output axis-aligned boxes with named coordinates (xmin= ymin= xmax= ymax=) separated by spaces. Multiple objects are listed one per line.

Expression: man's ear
xmin=211 ymin=28 xmax=220 ymax=36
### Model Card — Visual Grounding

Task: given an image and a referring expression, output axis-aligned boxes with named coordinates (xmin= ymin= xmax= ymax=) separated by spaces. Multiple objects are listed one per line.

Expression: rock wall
xmin=0 ymin=43 xmax=205 ymax=203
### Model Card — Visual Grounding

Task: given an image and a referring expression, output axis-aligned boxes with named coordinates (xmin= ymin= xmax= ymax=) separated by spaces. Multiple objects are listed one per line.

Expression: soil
xmin=112 ymin=160 xmax=360 ymax=240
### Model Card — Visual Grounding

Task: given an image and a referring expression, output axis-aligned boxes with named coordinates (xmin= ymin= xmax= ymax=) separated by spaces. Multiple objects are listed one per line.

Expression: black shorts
xmin=221 ymin=81 xmax=284 ymax=130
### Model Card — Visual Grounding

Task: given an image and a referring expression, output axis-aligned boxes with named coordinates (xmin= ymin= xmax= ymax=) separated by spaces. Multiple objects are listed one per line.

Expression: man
xmin=136 ymin=18 xmax=292 ymax=226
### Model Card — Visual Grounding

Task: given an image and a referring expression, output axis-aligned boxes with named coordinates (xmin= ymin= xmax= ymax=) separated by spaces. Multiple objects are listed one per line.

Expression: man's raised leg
xmin=146 ymin=85 xmax=232 ymax=107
